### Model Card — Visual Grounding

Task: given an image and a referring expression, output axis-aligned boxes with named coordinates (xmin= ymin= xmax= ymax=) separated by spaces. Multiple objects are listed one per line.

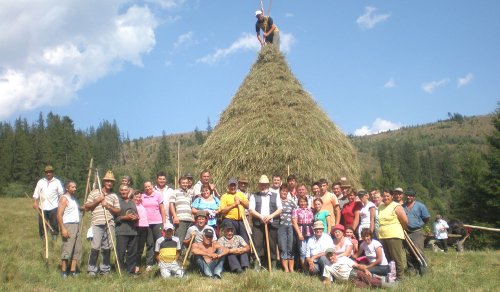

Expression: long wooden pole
xmin=264 ymin=223 xmax=272 ymax=273
xmin=404 ymin=230 xmax=427 ymax=267
xmin=40 ymin=196 xmax=49 ymax=265
xmin=79 ymin=158 xmax=93 ymax=234
xmin=464 ymin=224 xmax=500 ymax=232
xmin=240 ymin=205 xmax=262 ymax=268
xmin=182 ymin=235 xmax=195 ymax=267
xmin=96 ymin=169 xmax=122 ymax=277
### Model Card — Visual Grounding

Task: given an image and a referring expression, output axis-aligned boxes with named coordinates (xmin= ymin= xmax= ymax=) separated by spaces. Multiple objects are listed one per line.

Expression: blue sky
xmin=1 ymin=0 xmax=499 ymax=138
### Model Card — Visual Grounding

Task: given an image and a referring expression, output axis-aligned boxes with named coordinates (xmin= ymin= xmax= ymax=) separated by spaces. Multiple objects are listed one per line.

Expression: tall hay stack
xmin=199 ymin=46 xmax=360 ymax=190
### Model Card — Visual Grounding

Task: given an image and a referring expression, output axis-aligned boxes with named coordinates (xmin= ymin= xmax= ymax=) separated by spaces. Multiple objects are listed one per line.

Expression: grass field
xmin=1 ymin=198 xmax=499 ymax=291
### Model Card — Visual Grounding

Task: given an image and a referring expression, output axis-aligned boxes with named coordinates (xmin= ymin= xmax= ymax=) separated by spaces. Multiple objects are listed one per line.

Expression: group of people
xmin=33 ymin=165 xmax=448 ymax=287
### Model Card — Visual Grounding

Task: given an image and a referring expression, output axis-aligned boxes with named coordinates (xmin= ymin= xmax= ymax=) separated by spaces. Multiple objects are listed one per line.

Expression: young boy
xmin=155 ymin=222 xmax=183 ymax=278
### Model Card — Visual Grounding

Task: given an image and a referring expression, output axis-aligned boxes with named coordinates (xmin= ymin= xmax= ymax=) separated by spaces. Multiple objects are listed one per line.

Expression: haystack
xmin=199 ymin=46 xmax=360 ymax=190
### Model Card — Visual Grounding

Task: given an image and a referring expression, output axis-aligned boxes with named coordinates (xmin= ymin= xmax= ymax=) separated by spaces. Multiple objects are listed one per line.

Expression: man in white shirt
xmin=154 ymin=171 xmax=174 ymax=222
xmin=193 ymin=170 xmax=219 ymax=199
xmin=33 ymin=165 xmax=64 ymax=240
xmin=433 ymin=215 xmax=449 ymax=252
xmin=306 ymin=221 xmax=334 ymax=275
xmin=249 ymin=175 xmax=282 ymax=270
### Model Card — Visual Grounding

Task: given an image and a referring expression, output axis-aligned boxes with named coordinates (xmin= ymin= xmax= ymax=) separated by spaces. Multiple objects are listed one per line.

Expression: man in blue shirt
xmin=403 ymin=189 xmax=430 ymax=275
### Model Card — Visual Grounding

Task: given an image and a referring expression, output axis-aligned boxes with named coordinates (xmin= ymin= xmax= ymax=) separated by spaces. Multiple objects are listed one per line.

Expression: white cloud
xmin=354 ymin=118 xmax=402 ymax=136
xmin=357 ymin=6 xmax=390 ymax=29
xmin=197 ymin=32 xmax=295 ymax=65
xmin=384 ymin=78 xmax=396 ymax=88
xmin=0 ymin=1 xmax=159 ymax=119
xmin=173 ymin=31 xmax=193 ymax=49
xmin=457 ymin=73 xmax=473 ymax=88
xmin=146 ymin=0 xmax=186 ymax=9
xmin=421 ymin=78 xmax=450 ymax=93
xmin=285 ymin=12 xmax=294 ymax=18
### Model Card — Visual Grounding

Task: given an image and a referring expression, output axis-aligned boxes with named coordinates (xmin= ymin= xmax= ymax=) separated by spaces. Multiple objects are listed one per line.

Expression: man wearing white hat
xmin=255 ymin=10 xmax=280 ymax=49
xmin=249 ymin=175 xmax=282 ymax=269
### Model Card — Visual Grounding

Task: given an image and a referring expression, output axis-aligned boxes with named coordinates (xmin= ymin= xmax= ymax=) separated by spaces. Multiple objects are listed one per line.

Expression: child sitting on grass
xmin=155 ymin=222 xmax=183 ymax=278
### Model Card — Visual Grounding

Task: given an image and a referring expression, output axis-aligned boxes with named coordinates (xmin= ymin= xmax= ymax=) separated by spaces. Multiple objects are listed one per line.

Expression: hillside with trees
xmin=1 ymin=112 xmax=498 ymax=247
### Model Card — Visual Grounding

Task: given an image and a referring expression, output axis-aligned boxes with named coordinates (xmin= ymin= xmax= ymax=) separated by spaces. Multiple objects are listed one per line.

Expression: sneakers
xmin=70 ymin=272 xmax=78 ymax=277
xmin=88 ymin=271 xmax=97 ymax=278
xmin=213 ymin=274 xmax=222 ymax=280
xmin=61 ymin=272 xmax=68 ymax=278
xmin=145 ymin=265 xmax=153 ymax=272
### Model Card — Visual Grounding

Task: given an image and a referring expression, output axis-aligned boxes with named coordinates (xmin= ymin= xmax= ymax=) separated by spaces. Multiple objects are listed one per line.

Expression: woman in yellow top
xmin=377 ymin=189 xmax=408 ymax=280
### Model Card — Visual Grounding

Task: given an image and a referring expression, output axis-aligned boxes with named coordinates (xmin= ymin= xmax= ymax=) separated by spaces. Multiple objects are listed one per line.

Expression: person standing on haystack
xmin=249 ymin=175 xmax=282 ymax=270
xmin=84 ymin=170 xmax=120 ymax=277
xmin=33 ymin=165 xmax=64 ymax=241
xmin=255 ymin=10 xmax=280 ymax=50
xmin=57 ymin=180 xmax=83 ymax=277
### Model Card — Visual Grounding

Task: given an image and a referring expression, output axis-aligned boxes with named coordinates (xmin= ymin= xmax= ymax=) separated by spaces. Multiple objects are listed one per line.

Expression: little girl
xmin=345 ymin=226 xmax=358 ymax=256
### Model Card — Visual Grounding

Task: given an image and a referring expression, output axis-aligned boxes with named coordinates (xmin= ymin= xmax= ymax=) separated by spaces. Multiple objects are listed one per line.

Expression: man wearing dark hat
xmin=33 ymin=165 xmax=64 ymax=240
xmin=219 ymin=178 xmax=250 ymax=243
xmin=217 ymin=221 xmax=250 ymax=273
xmin=84 ymin=170 xmax=121 ymax=277
xmin=191 ymin=229 xmax=229 ymax=279
xmin=184 ymin=210 xmax=217 ymax=246
xmin=403 ymin=189 xmax=430 ymax=275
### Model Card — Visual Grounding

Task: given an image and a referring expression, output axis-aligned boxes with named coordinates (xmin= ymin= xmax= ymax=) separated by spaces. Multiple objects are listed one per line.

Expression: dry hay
xmin=199 ymin=46 xmax=360 ymax=190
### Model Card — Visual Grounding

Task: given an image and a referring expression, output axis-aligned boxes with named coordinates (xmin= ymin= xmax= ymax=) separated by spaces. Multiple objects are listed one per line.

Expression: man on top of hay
xmin=249 ymin=175 xmax=283 ymax=270
xmin=255 ymin=10 xmax=279 ymax=50
xmin=33 ymin=165 xmax=64 ymax=241
xmin=318 ymin=179 xmax=341 ymax=226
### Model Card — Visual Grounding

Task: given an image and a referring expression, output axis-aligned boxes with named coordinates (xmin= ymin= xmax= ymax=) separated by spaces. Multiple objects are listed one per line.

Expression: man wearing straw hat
xmin=84 ymin=170 xmax=120 ymax=277
xmin=249 ymin=175 xmax=282 ymax=270
xmin=32 ymin=165 xmax=64 ymax=241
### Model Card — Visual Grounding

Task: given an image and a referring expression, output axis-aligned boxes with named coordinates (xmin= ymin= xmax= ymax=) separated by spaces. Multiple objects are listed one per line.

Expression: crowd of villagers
xmin=33 ymin=165 xmax=431 ymax=289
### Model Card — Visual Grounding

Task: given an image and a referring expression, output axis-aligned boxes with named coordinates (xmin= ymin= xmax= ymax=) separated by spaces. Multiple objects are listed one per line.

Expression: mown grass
xmin=1 ymin=198 xmax=498 ymax=291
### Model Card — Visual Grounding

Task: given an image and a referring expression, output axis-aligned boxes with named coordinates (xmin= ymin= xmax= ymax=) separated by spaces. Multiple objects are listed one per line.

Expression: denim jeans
xmin=194 ymin=255 xmax=225 ymax=277
xmin=278 ymin=225 xmax=294 ymax=259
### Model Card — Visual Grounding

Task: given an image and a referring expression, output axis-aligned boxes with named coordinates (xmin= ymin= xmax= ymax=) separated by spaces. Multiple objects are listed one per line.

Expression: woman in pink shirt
xmin=133 ymin=191 xmax=148 ymax=273
xmin=141 ymin=181 xmax=166 ymax=271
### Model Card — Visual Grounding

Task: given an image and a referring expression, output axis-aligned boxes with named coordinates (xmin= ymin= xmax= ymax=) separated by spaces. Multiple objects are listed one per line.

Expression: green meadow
xmin=1 ymin=198 xmax=498 ymax=291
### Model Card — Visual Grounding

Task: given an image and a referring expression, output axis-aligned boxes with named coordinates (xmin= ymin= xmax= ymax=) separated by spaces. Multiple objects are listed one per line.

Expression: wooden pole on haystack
xmin=96 ymin=169 xmax=122 ymax=277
